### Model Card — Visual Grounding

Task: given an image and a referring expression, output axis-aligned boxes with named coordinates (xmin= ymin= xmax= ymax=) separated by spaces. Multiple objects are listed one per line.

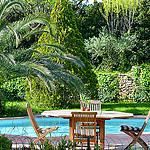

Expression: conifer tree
xmin=40 ymin=0 xmax=98 ymax=99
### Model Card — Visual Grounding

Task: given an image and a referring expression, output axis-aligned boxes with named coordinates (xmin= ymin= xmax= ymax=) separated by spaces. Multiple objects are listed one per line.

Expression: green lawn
xmin=101 ymin=103 xmax=150 ymax=115
xmin=1 ymin=101 xmax=150 ymax=118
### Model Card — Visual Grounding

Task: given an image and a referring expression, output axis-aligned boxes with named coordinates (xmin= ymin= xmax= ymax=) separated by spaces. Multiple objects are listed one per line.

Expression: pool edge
xmin=0 ymin=114 xmax=147 ymax=120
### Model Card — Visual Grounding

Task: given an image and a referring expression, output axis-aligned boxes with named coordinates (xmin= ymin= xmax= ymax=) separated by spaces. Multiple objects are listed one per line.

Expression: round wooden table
xmin=41 ymin=110 xmax=133 ymax=149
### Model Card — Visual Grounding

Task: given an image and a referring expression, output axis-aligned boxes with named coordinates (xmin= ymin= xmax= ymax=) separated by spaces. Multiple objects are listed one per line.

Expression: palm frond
xmin=37 ymin=44 xmax=67 ymax=54
xmin=6 ymin=62 xmax=55 ymax=91
xmin=9 ymin=15 xmax=53 ymax=47
xmin=0 ymin=20 xmax=6 ymax=32
xmin=38 ymin=58 xmax=64 ymax=70
xmin=21 ymin=30 xmax=49 ymax=43
xmin=0 ymin=53 xmax=16 ymax=66
xmin=6 ymin=24 xmax=20 ymax=48
xmin=40 ymin=53 xmax=84 ymax=68
xmin=22 ymin=62 xmax=53 ymax=77
xmin=0 ymin=1 xmax=84 ymax=93
xmin=14 ymin=48 xmax=41 ymax=62
xmin=63 ymin=54 xmax=85 ymax=68
xmin=36 ymin=74 xmax=55 ymax=91
xmin=50 ymin=70 xmax=84 ymax=92
xmin=0 ymin=0 xmax=24 ymax=20
xmin=23 ymin=62 xmax=56 ymax=91
xmin=12 ymin=14 xmax=52 ymax=35
xmin=36 ymin=44 xmax=84 ymax=67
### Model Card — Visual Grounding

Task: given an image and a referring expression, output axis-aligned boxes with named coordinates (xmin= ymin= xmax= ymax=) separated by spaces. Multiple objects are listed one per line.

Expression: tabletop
xmin=41 ymin=110 xmax=133 ymax=119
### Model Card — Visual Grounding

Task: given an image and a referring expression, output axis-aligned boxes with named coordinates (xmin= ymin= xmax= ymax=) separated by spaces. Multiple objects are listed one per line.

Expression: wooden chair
xmin=26 ymin=103 xmax=59 ymax=145
xmin=121 ymin=110 xmax=150 ymax=150
xmin=80 ymin=100 xmax=101 ymax=112
xmin=71 ymin=112 xmax=97 ymax=148
xmin=80 ymin=100 xmax=101 ymax=140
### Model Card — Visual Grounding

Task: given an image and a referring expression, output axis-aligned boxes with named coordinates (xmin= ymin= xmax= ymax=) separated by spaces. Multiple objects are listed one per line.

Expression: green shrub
xmin=30 ymin=135 xmax=77 ymax=150
xmin=25 ymin=78 xmax=80 ymax=109
xmin=0 ymin=77 xmax=25 ymax=102
xmin=3 ymin=101 xmax=27 ymax=117
xmin=0 ymin=134 xmax=12 ymax=150
xmin=96 ymin=72 xmax=119 ymax=103
xmin=84 ymin=27 xmax=137 ymax=72
xmin=96 ymin=64 xmax=150 ymax=103
xmin=55 ymin=135 xmax=77 ymax=150
xmin=0 ymin=77 xmax=25 ymax=115
xmin=131 ymin=64 xmax=150 ymax=102
xmin=0 ymin=90 xmax=5 ymax=115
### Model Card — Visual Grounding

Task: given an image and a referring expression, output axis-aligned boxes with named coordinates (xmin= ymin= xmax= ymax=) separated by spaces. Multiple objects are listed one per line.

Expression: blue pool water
xmin=0 ymin=118 xmax=149 ymax=137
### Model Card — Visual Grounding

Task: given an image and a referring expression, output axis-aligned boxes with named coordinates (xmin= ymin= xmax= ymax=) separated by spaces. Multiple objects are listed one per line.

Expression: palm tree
xmin=0 ymin=0 xmax=84 ymax=113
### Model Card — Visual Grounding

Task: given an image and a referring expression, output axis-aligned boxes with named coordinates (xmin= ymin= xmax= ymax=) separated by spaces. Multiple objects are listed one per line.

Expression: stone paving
xmin=105 ymin=133 xmax=150 ymax=149
xmin=1 ymin=133 xmax=150 ymax=149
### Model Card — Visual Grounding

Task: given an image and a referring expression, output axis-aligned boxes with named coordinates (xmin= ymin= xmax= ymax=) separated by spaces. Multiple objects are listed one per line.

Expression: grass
xmin=1 ymin=101 xmax=150 ymax=118
xmin=2 ymin=101 xmax=53 ymax=117
xmin=101 ymin=103 xmax=150 ymax=115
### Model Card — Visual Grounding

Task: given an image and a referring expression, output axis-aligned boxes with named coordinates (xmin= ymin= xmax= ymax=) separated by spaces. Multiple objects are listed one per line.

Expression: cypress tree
xmin=40 ymin=0 xmax=98 ymax=98
xmin=52 ymin=0 xmax=98 ymax=98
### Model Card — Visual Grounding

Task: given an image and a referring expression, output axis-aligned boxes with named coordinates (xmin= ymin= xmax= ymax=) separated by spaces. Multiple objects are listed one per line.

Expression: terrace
xmin=1 ymin=113 xmax=150 ymax=149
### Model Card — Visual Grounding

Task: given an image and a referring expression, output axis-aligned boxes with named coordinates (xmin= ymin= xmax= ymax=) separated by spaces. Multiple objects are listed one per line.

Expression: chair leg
xmin=124 ymin=131 xmax=137 ymax=149
xmin=125 ymin=137 xmax=149 ymax=150
xmin=33 ymin=134 xmax=47 ymax=145
xmin=130 ymin=132 xmax=149 ymax=150
xmin=136 ymin=137 xmax=149 ymax=150
xmin=33 ymin=138 xmax=40 ymax=145
xmin=124 ymin=139 xmax=136 ymax=150
xmin=124 ymin=131 xmax=149 ymax=150
xmin=42 ymin=136 xmax=48 ymax=142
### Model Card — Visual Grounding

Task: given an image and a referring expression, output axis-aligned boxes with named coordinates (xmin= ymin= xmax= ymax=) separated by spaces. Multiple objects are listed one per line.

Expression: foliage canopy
xmin=0 ymin=0 xmax=85 ymax=111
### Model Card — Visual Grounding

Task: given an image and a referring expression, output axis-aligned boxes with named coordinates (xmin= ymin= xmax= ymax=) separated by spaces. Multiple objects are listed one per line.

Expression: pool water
xmin=0 ymin=118 xmax=149 ymax=137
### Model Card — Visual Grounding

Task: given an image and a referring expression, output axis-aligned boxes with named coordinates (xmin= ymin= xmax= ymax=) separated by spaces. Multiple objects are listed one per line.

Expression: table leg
xmin=69 ymin=119 xmax=73 ymax=140
xmin=97 ymin=119 xmax=105 ymax=149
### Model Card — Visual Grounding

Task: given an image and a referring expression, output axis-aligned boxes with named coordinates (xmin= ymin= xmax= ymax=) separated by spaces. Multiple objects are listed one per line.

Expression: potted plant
xmin=80 ymin=94 xmax=87 ymax=111
xmin=85 ymin=100 xmax=91 ymax=111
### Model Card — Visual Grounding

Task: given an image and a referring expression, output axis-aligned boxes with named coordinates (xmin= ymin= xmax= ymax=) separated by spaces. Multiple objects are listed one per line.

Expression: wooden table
xmin=41 ymin=110 xmax=133 ymax=149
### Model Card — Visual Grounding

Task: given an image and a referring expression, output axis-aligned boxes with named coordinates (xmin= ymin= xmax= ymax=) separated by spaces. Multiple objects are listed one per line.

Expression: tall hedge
xmin=96 ymin=64 xmax=150 ymax=103
xmin=39 ymin=0 xmax=98 ymax=99
xmin=131 ymin=64 xmax=150 ymax=102
xmin=96 ymin=72 xmax=119 ymax=103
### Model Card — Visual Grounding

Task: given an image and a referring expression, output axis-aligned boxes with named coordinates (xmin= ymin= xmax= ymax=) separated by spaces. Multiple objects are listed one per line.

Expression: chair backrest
xmin=80 ymin=100 xmax=101 ymax=111
xmin=71 ymin=112 xmax=97 ymax=144
xmin=141 ymin=110 xmax=150 ymax=134
xmin=26 ymin=103 xmax=40 ymax=136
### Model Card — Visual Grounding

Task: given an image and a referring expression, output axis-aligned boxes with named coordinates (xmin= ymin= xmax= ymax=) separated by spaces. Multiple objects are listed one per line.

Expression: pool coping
xmin=0 ymin=114 xmax=42 ymax=120
xmin=0 ymin=114 xmax=147 ymax=120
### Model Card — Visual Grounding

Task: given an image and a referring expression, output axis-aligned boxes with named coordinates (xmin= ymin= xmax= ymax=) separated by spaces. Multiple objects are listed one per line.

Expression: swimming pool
xmin=0 ymin=117 xmax=149 ymax=137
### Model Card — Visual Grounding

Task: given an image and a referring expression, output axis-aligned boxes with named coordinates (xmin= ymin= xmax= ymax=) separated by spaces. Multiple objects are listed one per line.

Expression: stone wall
xmin=118 ymin=74 xmax=134 ymax=100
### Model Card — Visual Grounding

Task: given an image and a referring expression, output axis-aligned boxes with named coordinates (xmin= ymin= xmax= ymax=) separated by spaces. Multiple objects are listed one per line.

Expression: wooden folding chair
xmin=121 ymin=110 xmax=150 ymax=150
xmin=26 ymin=103 xmax=59 ymax=145
xmin=71 ymin=112 xmax=97 ymax=148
